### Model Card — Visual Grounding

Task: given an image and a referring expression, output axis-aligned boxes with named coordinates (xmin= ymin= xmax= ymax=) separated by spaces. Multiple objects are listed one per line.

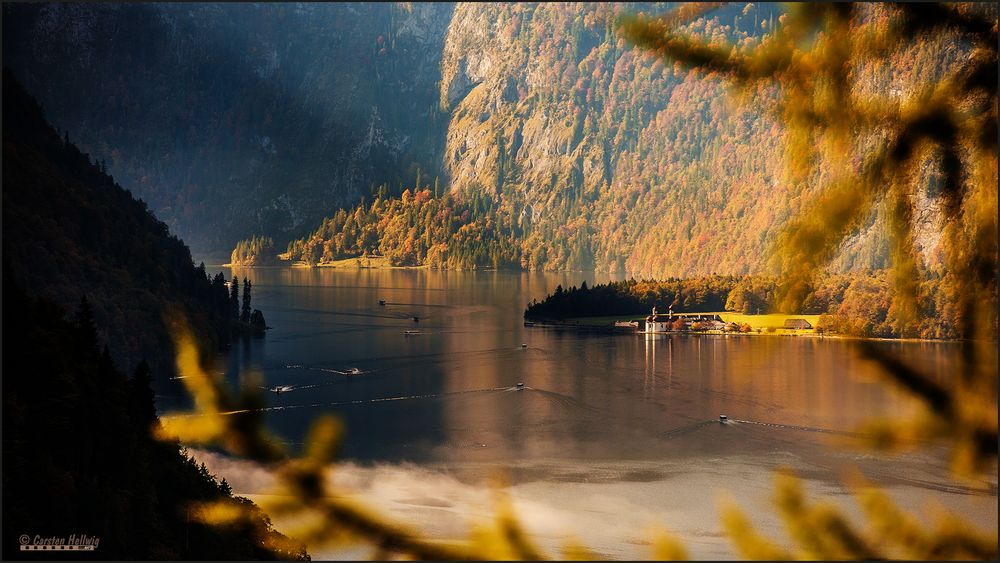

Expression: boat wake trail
xmin=660 ymin=420 xmax=717 ymax=440
xmin=169 ymin=386 xmax=517 ymax=418
xmin=309 ymin=367 xmax=373 ymax=376
xmin=258 ymin=380 xmax=343 ymax=394
xmin=660 ymin=418 xmax=862 ymax=441
xmin=380 ymin=301 xmax=455 ymax=309
xmin=282 ymin=345 xmax=532 ymax=376
xmin=729 ymin=419 xmax=863 ymax=437
xmin=528 ymin=389 xmax=601 ymax=413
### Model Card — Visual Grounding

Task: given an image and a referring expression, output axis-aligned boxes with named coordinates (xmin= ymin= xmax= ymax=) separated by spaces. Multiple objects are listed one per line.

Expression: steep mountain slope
xmin=6 ymin=2 xmax=976 ymax=276
xmin=437 ymin=3 xmax=788 ymax=274
xmin=2 ymin=2 xmax=453 ymax=257
xmin=436 ymin=2 xmax=966 ymax=276
xmin=2 ymin=69 xmax=231 ymax=380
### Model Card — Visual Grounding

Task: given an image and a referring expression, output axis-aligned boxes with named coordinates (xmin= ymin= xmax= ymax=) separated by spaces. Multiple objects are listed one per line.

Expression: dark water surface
xmin=168 ymin=267 xmax=996 ymax=559
xmin=161 ymin=267 xmax=964 ymax=466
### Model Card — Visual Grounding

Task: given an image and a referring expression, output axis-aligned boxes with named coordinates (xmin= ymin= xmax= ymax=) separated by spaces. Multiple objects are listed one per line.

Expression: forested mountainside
xmin=2 ymin=279 xmax=308 ymax=560
xmin=2 ymin=70 xmax=234 ymax=380
xmin=443 ymin=2 xmax=972 ymax=275
xmin=4 ymin=2 xmax=982 ymax=275
xmin=283 ymin=2 xmax=973 ymax=275
xmin=2 ymin=2 xmax=453 ymax=257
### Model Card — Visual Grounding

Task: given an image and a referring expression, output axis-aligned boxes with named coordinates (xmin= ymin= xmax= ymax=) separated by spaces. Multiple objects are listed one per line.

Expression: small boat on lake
xmin=326 ymin=367 xmax=365 ymax=375
xmin=405 ymin=330 xmax=420 ymax=336
xmin=516 ymin=382 xmax=525 ymax=391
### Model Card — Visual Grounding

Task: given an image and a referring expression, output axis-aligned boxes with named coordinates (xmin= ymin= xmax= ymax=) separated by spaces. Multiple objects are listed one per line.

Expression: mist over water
xmin=175 ymin=267 xmax=996 ymax=558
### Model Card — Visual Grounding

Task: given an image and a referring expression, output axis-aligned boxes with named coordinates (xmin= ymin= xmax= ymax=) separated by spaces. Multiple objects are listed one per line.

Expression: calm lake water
xmin=189 ymin=266 xmax=943 ymax=462
xmin=169 ymin=267 xmax=996 ymax=559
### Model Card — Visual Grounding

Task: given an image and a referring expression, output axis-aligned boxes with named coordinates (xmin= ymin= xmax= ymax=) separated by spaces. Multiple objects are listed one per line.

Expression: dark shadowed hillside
xmin=2 ymin=2 xmax=454 ymax=258
xmin=2 ymin=69 xmax=231 ymax=380
xmin=2 ymin=277 xmax=308 ymax=560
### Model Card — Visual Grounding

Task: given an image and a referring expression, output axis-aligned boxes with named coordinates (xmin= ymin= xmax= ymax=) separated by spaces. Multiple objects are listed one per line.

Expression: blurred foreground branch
xmin=159 ymin=323 xmax=637 ymax=560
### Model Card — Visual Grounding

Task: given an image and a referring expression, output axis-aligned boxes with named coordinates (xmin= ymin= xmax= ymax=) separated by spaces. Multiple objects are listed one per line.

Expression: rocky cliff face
xmin=3 ymin=2 xmax=454 ymax=258
xmin=437 ymin=2 xmax=803 ymax=274
xmin=4 ymin=2 xmax=970 ymax=275
xmin=435 ymin=2 xmax=967 ymax=276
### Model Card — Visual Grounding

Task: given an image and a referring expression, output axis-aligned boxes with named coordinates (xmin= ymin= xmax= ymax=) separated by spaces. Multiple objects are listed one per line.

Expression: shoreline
xmin=227 ymin=259 xmax=528 ymax=272
xmin=523 ymin=319 xmax=966 ymax=344
xmin=225 ymin=255 xmax=428 ymax=270
xmin=221 ymin=259 xmax=629 ymax=273
xmin=210 ymin=264 xmax=970 ymax=345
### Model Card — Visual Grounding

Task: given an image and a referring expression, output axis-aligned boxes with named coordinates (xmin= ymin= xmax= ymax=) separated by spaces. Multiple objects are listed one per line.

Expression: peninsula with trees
xmin=524 ymin=271 xmax=968 ymax=340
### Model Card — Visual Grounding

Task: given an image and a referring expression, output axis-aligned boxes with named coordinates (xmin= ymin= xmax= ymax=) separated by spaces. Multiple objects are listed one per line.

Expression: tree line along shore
xmin=522 ymin=273 xmax=974 ymax=341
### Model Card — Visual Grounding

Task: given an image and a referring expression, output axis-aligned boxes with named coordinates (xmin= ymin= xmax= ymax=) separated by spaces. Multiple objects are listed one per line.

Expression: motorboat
xmin=515 ymin=382 xmax=525 ymax=391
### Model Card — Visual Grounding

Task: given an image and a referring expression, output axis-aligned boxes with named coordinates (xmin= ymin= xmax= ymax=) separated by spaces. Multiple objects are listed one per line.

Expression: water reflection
xmin=189 ymin=267 xmax=955 ymax=466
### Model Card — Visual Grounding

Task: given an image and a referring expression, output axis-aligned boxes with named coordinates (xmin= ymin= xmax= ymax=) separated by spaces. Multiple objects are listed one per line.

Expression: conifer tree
xmin=241 ymin=278 xmax=252 ymax=324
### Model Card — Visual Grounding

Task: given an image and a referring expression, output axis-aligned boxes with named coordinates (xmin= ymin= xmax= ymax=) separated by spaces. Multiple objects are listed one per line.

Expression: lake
xmin=175 ymin=267 xmax=997 ymax=559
